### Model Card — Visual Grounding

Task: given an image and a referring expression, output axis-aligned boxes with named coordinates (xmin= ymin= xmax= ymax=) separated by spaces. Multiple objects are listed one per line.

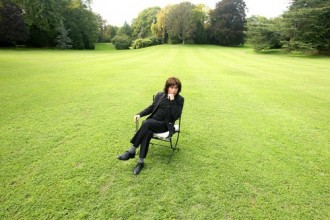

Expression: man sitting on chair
xmin=117 ymin=77 xmax=184 ymax=175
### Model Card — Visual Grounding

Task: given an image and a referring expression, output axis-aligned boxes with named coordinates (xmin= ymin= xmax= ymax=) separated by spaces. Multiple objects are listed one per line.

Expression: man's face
xmin=168 ymin=85 xmax=178 ymax=95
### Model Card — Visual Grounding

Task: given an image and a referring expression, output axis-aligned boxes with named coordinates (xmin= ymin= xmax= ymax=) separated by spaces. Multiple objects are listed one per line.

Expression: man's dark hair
xmin=163 ymin=77 xmax=182 ymax=94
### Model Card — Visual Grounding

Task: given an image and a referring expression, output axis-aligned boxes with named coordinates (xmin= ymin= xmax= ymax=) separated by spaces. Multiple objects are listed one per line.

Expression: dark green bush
xmin=132 ymin=38 xmax=151 ymax=49
xmin=149 ymin=37 xmax=162 ymax=45
xmin=111 ymin=35 xmax=131 ymax=50
xmin=132 ymin=37 xmax=162 ymax=49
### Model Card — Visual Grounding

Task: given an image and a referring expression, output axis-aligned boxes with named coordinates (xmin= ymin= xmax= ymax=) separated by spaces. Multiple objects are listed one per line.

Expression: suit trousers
xmin=130 ymin=118 xmax=168 ymax=158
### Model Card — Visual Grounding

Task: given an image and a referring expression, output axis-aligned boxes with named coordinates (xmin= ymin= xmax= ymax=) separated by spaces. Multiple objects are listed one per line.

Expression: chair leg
xmin=148 ymin=132 xmax=181 ymax=163
xmin=173 ymin=132 xmax=180 ymax=150
xmin=167 ymin=132 xmax=180 ymax=163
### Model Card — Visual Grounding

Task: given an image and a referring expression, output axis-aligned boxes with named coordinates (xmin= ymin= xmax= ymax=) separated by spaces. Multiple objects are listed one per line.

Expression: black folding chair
xmin=135 ymin=117 xmax=181 ymax=163
xmin=135 ymin=94 xmax=182 ymax=162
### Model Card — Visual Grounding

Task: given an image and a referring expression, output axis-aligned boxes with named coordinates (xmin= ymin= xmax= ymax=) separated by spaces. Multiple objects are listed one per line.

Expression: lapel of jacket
xmin=151 ymin=92 xmax=165 ymax=115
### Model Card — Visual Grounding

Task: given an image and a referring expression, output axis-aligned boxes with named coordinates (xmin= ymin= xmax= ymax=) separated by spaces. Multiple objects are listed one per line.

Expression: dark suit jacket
xmin=137 ymin=91 xmax=184 ymax=132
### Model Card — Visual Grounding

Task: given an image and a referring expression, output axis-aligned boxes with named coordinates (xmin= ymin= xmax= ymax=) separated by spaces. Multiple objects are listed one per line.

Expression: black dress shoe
xmin=133 ymin=163 xmax=144 ymax=175
xmin=117 ymin=151 xmax=135 ymax=160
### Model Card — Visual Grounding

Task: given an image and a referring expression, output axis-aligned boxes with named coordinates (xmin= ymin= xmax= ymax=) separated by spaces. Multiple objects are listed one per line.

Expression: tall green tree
xmin=96 ymin=13 xmax=107 ymax=42
xmin=151 ymin=5 xmax=173 ymax=43
xmin=103 ymin=25 xmax=118 ymax=42
xmin=96 ymin=13 xmax=118 ymax=43
xmin=246 ymin=16 xmax=284 ymax=51
xmin=283 ymin=0 xmax=330 ymax=52
xmin=12 ymin=0 xmax=67 ymax=31
xmin=10 ymin=0 xmax=65 ymax=47
xmin=209 ymin=0 xmax=246 ymax=46
xmin=9 ymin=0 xmax=99 ymax=49
xmin=55 ymin=20 xmax=72 ymax=49
xmin=166 ymin=2 xmax=196 ymax=44
xmin=0 ymin=0 xmax=28 ymax=46
xmin=117 ymin=21 xmax=132 ymax=37
xmin=63 ymin=4 xmax=99 ymax=49
xmin=192 ymin=4 xmax=209 ymax=44
xmin=111 ymin=22 xmax=132 ymax=50
xmin=131 ymin=7 xmax=160 ymax=39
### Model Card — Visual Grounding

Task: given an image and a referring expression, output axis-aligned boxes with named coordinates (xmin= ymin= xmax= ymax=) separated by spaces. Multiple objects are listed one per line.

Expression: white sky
xmin=91 ymin=0 xmax=291 ymax=26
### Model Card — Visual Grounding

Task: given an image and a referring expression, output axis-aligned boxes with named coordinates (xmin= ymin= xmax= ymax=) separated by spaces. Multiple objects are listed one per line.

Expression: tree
xmin=192 ymin=4 xmax=210 ymax=44
xmin=131 ymin=7 xmax=160 ymax=39
xmin=246 ymin=16 xmax=283 ymax=51
xmin=117 ymin=21 xmax=132 ymax=37
xmin=99 ymin=24 xmax=118 ymax=43
xmin=209 ymin=0 xmax=246 ymax=46
xmin=0 ymin=0 xmax=28 ymax=46
xmin=111 ymin=22 xmax=132 ymax=50
xmin=63 ymin=1 xmax=99 ymax=49
xmin=166 ymin=2 xmax=196 ymax=44
xmin=8 ymin=0 xmax=99 ymax=49
xmin=289 ymin=0 xmax=326 ymax=9
xmin=96 ymin=13 xmax=107 ymax=42
xmin=10 ymin=0 xmax=93 ymax=32
xmin=12 ymin=0 xmax=67 ymax=31
xmin=283 ymin=0 xmax=330 ymax=52
xmin=151 ymin=5 xmax=173 ymax=43
xmin=55 ymin=20 xmax=72 ymax=49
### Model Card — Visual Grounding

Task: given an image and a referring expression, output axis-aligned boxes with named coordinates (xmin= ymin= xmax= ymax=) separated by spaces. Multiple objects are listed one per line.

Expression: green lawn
xmin=0 ymin=44 xmax=329 ymax=219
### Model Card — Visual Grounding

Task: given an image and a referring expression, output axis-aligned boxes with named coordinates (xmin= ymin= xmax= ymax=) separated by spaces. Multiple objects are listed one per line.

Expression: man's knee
xmin=141 ymin=120 xmax=149 ymax=127
xmin=142 ymin=119 xmax=157 ymax=127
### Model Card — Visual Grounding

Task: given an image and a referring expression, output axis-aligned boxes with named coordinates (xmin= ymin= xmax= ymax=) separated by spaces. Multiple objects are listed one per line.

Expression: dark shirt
xmin=150 ymin=95 xmax=170 ymax=121
xmin=138 ymin=91 xmax=184 ymax=124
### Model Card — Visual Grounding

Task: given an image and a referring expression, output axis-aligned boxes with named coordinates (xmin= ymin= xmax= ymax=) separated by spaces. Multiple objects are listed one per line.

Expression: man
xmin=117 ymin=77 xmax=184 ymax=175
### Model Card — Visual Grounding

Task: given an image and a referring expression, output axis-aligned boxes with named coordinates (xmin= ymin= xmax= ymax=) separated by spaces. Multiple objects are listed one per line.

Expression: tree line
xmin=247 ymin=0 xmax=330 ymax=53
xmin=0 ymin=0 xmax=99 ymax=49
xmin=101 ymin=0 xmax=247 ymax=49
xmin=1 ymin=0 xmax=329 ymax=53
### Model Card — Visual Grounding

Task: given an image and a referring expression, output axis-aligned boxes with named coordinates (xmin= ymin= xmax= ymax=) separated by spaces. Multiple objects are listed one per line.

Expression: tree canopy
xmin=150 ymin=2 xmax=208 ymax=44
xmin=55 ymin=20 xmax=73 ymax=49
xmin=0 ymin=0 xmax=28 ymax=46
xmin=166 ymin=2 xmax=196 ymax=44
xmin=246 ymin=16 xmax=283 ymax=51
xmin=209 ymin=0 xmax=246 ymax=46
xmin=282 ymin=0 xmax=330 ymax=52
xmin=0 ymin=0 xmax=99 ymax=49
xmin=151 ymin=5 xmax=173 ymax=43
xmin=131 ymin=7 xmax=160 ymax=39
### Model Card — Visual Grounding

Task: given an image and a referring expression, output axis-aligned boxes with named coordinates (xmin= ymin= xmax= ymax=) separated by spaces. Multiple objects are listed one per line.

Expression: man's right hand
xmin=168 ymin=94 xmax=175 ymax=100
xmin=134 ymin=115 xmax=140 ymax=122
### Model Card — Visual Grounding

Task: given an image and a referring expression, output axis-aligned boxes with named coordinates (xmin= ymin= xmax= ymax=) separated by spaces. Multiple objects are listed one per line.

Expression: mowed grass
xmin=0 ymin=44 xmax=329 ymax=219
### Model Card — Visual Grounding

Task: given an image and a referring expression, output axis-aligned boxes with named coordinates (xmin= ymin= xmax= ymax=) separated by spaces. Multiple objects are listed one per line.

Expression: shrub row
xmin=131 ymin=37 xmax=162 ymax=49
xmin=111 ymin=35 xmax=162 ymax=50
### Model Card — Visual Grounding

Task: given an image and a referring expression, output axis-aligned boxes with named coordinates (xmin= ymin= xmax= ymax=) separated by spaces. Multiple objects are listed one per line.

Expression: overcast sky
xmin=91 ymin=0 xmax=291 ymax=26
